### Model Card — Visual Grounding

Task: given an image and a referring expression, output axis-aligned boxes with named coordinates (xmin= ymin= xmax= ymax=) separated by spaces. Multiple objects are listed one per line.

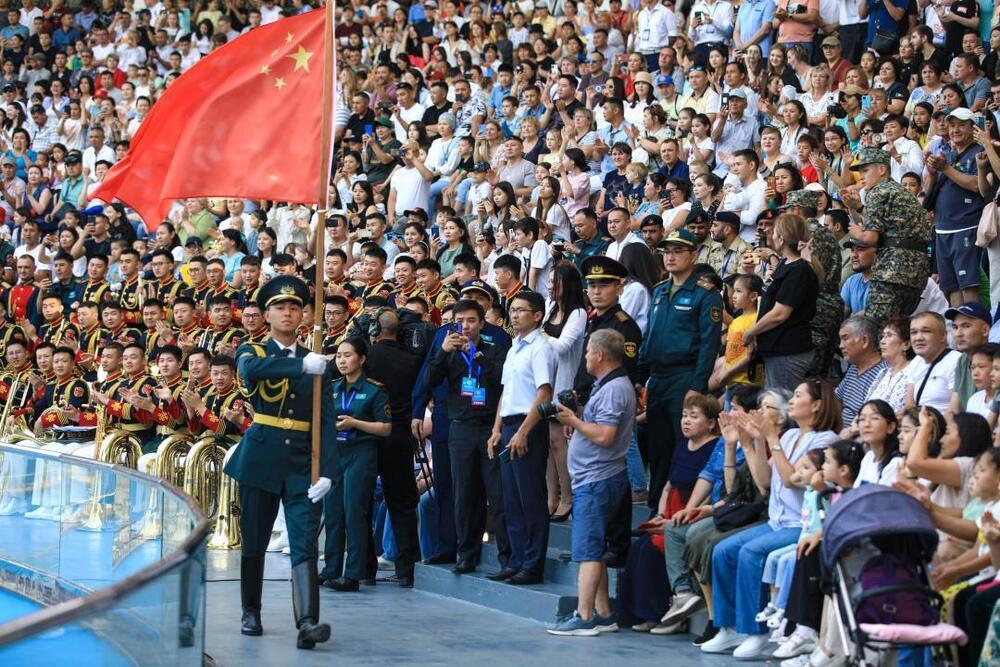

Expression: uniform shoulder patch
xmin=710 ymin=307 xmax=722 ymax=323
xmin=624 ymin=342 xmax=637 ymax=358
xmin=369 ymin=378 xmax=385 ymax=387
xmin=384 ymin=405 xmax=391 ymax=419
xmin=73 ymin=386 xmax=84 ymax=397
xmin=615 ymin=311 xmax=629 ymax=323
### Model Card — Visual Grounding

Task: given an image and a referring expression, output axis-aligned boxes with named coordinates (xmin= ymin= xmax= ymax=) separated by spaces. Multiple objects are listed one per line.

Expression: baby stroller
xmin=820 ymin=485 xmax=968 ymax=666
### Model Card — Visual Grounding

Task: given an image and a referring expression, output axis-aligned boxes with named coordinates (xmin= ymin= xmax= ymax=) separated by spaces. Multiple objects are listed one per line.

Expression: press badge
xmin=461 ymin=376 xmax=478 ymax=397
xmin=337 ymin=430 xmax=350 ymax=443
xmin=471 ymin=387 xmax=486 ymax=406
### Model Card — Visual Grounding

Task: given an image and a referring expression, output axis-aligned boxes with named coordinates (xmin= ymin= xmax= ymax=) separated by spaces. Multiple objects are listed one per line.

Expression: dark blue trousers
xmin=430 ymin=409 xmax=457 ymax=558
xmin=499 ymin=417 xmax=550 ymax=576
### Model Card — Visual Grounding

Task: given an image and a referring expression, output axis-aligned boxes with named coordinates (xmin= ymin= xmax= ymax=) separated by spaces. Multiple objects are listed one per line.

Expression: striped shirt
xmin=836 ymin=360 xmax=888 ymax=426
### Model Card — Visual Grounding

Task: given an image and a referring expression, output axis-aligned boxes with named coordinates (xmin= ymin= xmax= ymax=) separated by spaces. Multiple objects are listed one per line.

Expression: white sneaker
xmin=266 ymin=531 xmax=289 ymax=552
xmin=804 ymin=648 xmax=846 ymax=667
xmin=377 ymin=556 xmax=395 ymax=571
xmin=700 ymin=627 xmax=747 ymax=653
xmin=631 ymin=621 xmax=657 ymax=632
xmin=661 ymin=590 xmax=706 ymax=625
xmin=755 ymin=602 xmax=781 ymax=623
xmin=780 ymin=655 xmax=812 ymax=667
xmin=649 ymin=619 xmax=686 ymax=635
xmin=733 ymin=634 xmax=770 ymax=660
xmin=766 ymin=607 xmax=786 ymax=629
xmin=24 ymin=505 xmax=55 ymax=520
xmin=772 ymin=626 xmax=818 ymax=659
xmin=769 ymin=618 xmax=788 ymax=643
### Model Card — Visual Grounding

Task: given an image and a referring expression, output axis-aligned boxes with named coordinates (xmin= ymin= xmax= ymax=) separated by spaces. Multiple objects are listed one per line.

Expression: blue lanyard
xmin=461 ymin=341 xmax=480 ymax=379
xmin=341 ymin=387 xmax=358 ymax=414
xmin=721 ymin=249 xmax=733 ymax=278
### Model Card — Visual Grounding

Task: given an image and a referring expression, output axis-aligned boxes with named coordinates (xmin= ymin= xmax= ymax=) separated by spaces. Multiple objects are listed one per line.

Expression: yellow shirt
xmin=725 ymin=312 xmax=762 ymax=387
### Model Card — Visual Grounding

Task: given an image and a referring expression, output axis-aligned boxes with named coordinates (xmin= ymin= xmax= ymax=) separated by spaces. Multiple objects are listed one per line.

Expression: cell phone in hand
xmin=499 ymin=447 xmax=511 ymax=463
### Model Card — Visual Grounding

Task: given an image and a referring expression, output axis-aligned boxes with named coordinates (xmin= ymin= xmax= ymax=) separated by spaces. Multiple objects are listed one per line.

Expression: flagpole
xmin=311 ymin=0 xmax=336 ymax=484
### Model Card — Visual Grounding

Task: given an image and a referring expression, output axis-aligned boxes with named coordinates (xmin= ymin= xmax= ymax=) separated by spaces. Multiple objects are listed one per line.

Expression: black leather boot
xmin=291 ymin=560 xmax=331 ymax=649
xmin=240 ymin=556 xmax=265 ymax=636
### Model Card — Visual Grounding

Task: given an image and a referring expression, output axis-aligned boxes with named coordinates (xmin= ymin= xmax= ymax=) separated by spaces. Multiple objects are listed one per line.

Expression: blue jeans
xmin=626 ymin=426 xmax=647 ymax=492
xmin=455 ymin=177 xmax=473 ymax=210
xmin=712 ymin=523 xmax=800 ymax=634
xmin=383 ymin=489 xmax=441 ymax=560
xmin=428 ymin=176 xmax=449 ymax=222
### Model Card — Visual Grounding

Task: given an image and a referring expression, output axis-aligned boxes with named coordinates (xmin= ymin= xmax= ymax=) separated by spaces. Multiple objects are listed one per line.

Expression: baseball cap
xmin=472 ymin=161 xmax=491 ymax=172
xmin=403 ymin=208 xmax=429 ymax=221
xmin=375 ymin=117 xmax=394 ymax=128
xmin=821 ymin=35 xmax=841 ymax=47
xmin=185 ymin=236 xmax=203 ymax=247
xmin=945 ymin=302 xmax=992 ymax=325
xmin=727 ymin=89 xmax=747 ymax=100
xmin=656 ymin=75 xmax=674 ymax=87
xmin=0 ymin=157 xmax=16 ymax=167
xmin=64 ymin=153 xmax=82 ymax=165
xmin=948 ymin=107 xmax=976 ymax=123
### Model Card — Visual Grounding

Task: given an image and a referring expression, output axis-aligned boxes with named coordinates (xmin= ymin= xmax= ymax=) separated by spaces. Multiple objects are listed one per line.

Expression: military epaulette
xmin=615 ymin=311 xmax=629 ymax=323
xmin=368 ymin=378 xmax=385 ymax=388
xmin=239 ymin=342 xmax=267 ymax=357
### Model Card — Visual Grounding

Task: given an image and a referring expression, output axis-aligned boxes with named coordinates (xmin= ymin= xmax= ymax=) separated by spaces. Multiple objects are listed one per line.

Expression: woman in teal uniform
xmin=322 ymin=338 xmax=393 ymax=591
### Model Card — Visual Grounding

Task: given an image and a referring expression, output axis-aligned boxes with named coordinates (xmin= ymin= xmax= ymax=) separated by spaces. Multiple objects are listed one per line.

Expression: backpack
xmin=855 ymin=554 xmax=939 ymax=626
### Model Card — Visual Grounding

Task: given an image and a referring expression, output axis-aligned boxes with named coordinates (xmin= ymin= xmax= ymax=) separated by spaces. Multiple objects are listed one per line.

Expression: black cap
xmin=580 ymin=255 xmax=627 ymax=282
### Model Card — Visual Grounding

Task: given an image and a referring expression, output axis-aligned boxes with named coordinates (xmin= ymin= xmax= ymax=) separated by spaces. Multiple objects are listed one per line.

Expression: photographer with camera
xmin=546 ymin=329 xmax=635 ymax=636
xmin=487 ymin=290 xmax=557 ymax=585
xmin=424 ymin=299 xmax=511 ymax=578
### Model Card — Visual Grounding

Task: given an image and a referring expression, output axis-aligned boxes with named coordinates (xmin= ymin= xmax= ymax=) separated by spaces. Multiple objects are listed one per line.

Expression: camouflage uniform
xmin=850 ymin=148 xmax=932 ymax=326
xmin=782 ymin=189 xmax=845 ymax=377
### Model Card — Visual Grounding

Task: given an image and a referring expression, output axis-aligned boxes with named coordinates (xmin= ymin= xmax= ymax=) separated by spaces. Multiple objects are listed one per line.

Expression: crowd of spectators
xmin=11 ymin=0 xmax=1000 ymax=663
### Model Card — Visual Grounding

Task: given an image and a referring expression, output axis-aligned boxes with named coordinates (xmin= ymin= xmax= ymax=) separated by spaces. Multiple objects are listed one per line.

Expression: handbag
xmin=870 ymin=31 xmax=898 ymax=56
xmin=712 ymin=500 xmax=767 ymax=532
xmin=976 ymin=189 xmax=1000 ymax=248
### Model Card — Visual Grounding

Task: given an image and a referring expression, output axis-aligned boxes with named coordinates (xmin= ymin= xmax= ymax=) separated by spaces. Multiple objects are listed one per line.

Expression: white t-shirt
xmin=522 ymin=239 xmax=552 ymax=299
xmin=905 ymin=349 xmax=963 ymax=412
xmin=854 ymin=451 xmax=901 ymax=488
xmin=967 ymin=389 xmax=994 ymax=419
xmin=389 ymin=166 xmax=431 ymax=218
xmin=393 ymin=103 xmax=426 ymax=143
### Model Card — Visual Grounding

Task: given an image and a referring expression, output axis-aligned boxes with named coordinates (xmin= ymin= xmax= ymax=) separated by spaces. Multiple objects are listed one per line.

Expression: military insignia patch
xmin=73 ymin=386 xmax=84 ymax=397
xmin=384 ymin=405 xmax=391 ymax=419
xmin=624 ymin=342 xmax=637 ymax=358
xmin=710 ymin=307 xmax=722 ymax=323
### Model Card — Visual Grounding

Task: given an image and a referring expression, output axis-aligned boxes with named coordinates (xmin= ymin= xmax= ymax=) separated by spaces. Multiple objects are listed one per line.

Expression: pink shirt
xmin=560 ymin=171 xmax=591 ymax=219
xmin=776 ymin=0 xmax=818 ymax=44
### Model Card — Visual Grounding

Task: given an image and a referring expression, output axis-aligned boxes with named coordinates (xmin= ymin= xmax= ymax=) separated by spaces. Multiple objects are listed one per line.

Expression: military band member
xmin=142 ymin=299 xmax=174 ymax=362
xmin=184 ymin=355 xmax=248 ymax=440
xmin=186 ymin=347 xmax=215 ymax=399
xmin=0 ymin=339 xmax=37 ymax=515
xmin=322 ymin=248 xmax=360 ymax=305
xmin=146 ymin=249 xmax=186 ymax=310
xmin=493 ymin=253 xmax=527 ymax=317
xmin=5 ymin=255 xmax=42 ymax=326
xmin=73 ymin=342 xmax=128 ymax=428
xmin=223 ymin=275 xmax=335 ymax=648
xmin=242 ymin=303 xmax=269 ymax=344
xmin=389 ymin=255 xmax=421 ymax=309
xmin=204 ymin=258 xmax=237 ymax=311
xmin=115 ymin=248 xmax=143 ymax=325
xmin=234 ymin=256 xmax=264 ymax=323
xmin=31 ymin=293 xmax=81 ymax=346
xmin=167 ymin=296 xmax=204 ymax=356
xmin=321 ymin=296 xmax=350 ymax=356
xmin=0 ymin=300 xmax=27 ymax=368
xmin=415 ymin=259 xmax=457 ymax=324
xmin=359 ymin=246 xmax=393 ymax=301
xmin=81 ymin=254 xmax=114 ymax=305
xmin=100 ymin=302 xmax=143 ymax=347
xmin=132 ymin=346 xmax=189 ymax=452
xmin=199 ymin=295 xmax=245 ymax=357
xmin=91 ymin=342 xmax=158 ymax=452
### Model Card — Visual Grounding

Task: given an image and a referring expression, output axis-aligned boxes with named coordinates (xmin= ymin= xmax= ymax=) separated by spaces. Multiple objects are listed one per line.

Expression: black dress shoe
xmin=323 ymin=577 xmax=359 ymax=592
xmin=361 ymin=577 xmax=377 ymax=586
xmin=485 ymin=566 xmax=519 ymax=581
xmin=241 ymin=608 xmax=263 ymax=636
xmin=452 ymin=559 xmax=476 ymax=575
xmin=550 ymin=508 xmax=571 ymax=522
xmin=382 ymin=573 xmax=414 ymax=587
xmin=423 ymin=553 xmax=457 ymax=565
xmin=602 ymin=550 xmax=628 ymax=568
xmin=507 ymin=571 xmax=543 ymax=585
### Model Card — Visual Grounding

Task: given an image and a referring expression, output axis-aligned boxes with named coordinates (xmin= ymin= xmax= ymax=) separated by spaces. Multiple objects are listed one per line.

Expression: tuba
xmin=138 ymin=434 xmax=194 ymax=538
xmin=182 ymin=435 xmax=229 ymax=519
xmin=79 ymin=405 xmax=142 ymax=531
xmin=207 ymin=444 xmax=241 ymax=550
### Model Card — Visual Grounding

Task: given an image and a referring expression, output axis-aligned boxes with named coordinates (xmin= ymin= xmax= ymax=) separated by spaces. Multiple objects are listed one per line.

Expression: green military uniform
xmin=705 ymin=235 xmax=753 ymax=281
xmin=638 ymin=229 xmax=723 ymax=509
xmin=569 ymin=233 xmax=612 ymax=269
xmin=321 ymin=372 xmax=391 ymax=583
xmin=850 ymin=148 xmax=932 ymax=325
xmin=222 ymin=276 xmax=334 ymax=648
xmin=780 ymin=189 xmax=846 ymax=377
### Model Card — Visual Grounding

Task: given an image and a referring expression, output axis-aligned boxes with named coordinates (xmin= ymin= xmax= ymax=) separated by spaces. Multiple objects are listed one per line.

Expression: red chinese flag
xmin=92 ymin=9 xmax=331 ymax=231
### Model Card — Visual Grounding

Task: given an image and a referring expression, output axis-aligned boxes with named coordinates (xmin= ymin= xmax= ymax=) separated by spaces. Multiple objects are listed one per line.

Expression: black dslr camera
xmin=827 ymin=103 xmax=847 ymax=119
xmin=537 ymin=390 xmax=578 ymax=419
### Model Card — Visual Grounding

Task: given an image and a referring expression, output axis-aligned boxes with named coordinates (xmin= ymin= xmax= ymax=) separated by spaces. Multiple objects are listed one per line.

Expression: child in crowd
xmin=966 ymin=345 xmax=999 ymax=419
xmin=465 ymin=162 xmax=493 ymax=221
xmin=756 ymin=449 xmax=827 ymax=638
xmin=796 ymin=135 xmax=820 ymax=184
xmin=711 ymin=273 xmax=764 ymax=395
xmin=485 ymin=303 xmax=506 ymax=327
xmin=686 ymin=113 xmax=714 ymax=168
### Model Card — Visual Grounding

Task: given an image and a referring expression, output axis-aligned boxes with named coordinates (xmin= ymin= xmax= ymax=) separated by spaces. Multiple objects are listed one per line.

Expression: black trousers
xmin=785 ymin=547 xmax=824 ymax=632
xmin=367 ymin=426 xmax=421 ymax=577
xmin=449 ymin=419 xmax=510 ymax=565
xmin=954 ymin=581 xmax=1000 ymax=667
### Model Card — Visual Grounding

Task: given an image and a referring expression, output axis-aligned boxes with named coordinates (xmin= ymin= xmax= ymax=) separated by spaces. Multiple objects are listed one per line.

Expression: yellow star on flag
xmin=260 ymin=65 xmax=271 ymax=75
xmin=287 ymin=45 xmax=314 ymax=72
xmin=274 ymin=77 xmax=286 ymax=90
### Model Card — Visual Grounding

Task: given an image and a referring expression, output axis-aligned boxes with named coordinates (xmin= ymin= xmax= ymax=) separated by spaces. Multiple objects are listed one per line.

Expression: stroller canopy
xmin=820 ymin=485 xmax=938 ymax=571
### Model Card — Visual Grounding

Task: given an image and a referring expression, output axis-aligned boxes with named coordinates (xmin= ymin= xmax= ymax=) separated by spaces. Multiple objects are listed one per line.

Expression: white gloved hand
xmin=307 ymin=476 xmax=332 ymax=503
xmin=302 ymin=352 xmax=328 ymax=375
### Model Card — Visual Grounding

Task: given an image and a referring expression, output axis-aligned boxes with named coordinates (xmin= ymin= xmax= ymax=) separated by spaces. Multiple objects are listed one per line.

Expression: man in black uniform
xmin=424 ymin=299 xmax=511 ymax=576
xmin=363 ymin=307 xmax=423 ymax=587
xmin=573 ymin=256 xmax=642 ymax=563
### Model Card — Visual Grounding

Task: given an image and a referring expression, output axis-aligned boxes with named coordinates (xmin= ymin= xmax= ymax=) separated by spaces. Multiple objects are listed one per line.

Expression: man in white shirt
xmin=905 ymin=311 xmax=964 ymax=412
xmin=721 ymin=150 xmax=767 ymax=242
xmin=488 ymin=290 xmax=556 ymax=585
xmin=513 ymin=218 xmax=552 ymax=299
xmin=884 ymin=114 xmax=923 ymax=182
xmin=391 ymin=83 xmax=425 ymax=142
xmin=688 ymin=0 xmax=735 ymax=52
xmin=82 ymin=126 xmax=116 ymax=176
xmin=386 ymin=141 xmax=434 ymax=230
xmin=634 ymin=0 xmax=678 ymax=71
xmin=259 ymin=0 xmax=283 ymax=24
xmin=605 ymin=207 xmax=643 ymax=261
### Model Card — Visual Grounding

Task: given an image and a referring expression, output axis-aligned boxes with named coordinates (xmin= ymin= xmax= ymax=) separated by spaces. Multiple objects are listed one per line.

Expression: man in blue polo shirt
xmin=840 ymin=239 xmax=875 ymax=316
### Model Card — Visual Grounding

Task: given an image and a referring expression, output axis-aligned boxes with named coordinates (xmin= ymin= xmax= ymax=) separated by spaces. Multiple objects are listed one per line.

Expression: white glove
xmin=302 ymin=352 xmax=328 ymax=375
xmin=307 ymin=476 xmax=332 ymax=503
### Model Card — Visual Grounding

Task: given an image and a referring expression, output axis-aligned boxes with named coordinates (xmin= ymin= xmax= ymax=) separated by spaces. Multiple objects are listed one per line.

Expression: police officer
xmin=639 ymin=229 xmax=722 ymax=510
xmin=780 ymin=189 xmax=845 ymax=377
xmin=840 ymin=147 xmax=932 ymax=325
xmin=322 ymin=337 xmax=392 ymax=591
xmin=574 ymin=257 xmax=643 ymax=401
xmin=410 ymin=279 xmax=512 ymax=565
xmin=223 ymin=276 xmax=336 ymax=649
xmin=424 ymin=299 xmax=511 ymax=577
xmin=363 ymin=307 xmax=423 ymax=587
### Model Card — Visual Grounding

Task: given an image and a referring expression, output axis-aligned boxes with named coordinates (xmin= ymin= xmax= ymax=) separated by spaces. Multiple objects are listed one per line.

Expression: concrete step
xmin=414 ymin=561 xmax=579 ymax=622
xmin=474 ymin=539 xmax=620 ymax=589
